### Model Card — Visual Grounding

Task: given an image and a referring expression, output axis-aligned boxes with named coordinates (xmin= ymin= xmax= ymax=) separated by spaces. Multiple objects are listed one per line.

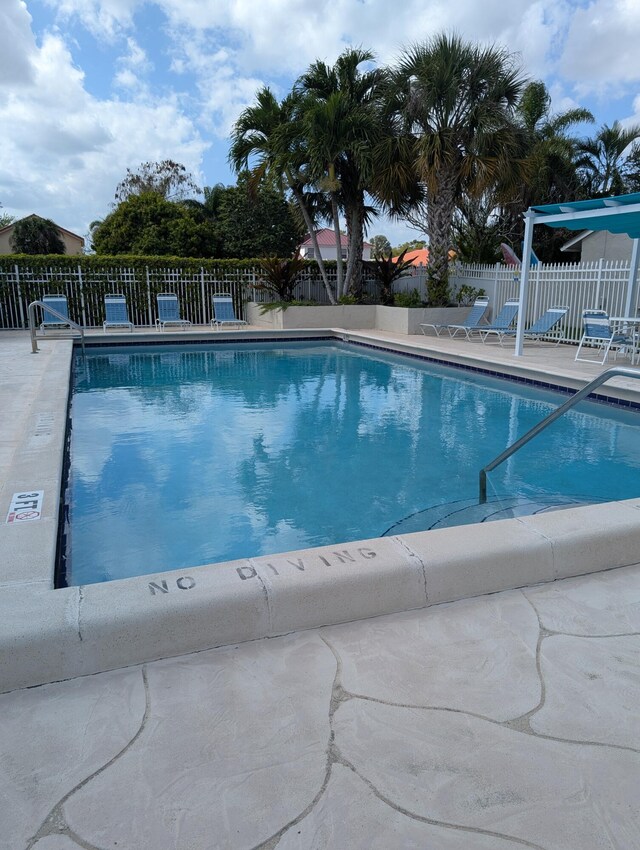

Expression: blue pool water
xmin=62 ymin=341 xmax=640 ymax=585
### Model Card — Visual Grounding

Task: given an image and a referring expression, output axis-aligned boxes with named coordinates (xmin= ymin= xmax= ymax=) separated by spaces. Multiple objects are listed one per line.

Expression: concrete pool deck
xmin=1 ymin=327 xmax=640 ymax=847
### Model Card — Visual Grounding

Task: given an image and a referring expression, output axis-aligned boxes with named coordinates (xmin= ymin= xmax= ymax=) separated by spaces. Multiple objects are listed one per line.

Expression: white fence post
xmin=77 ymin=264 xmax=87 ymax=327
xmin=14 ymin=263 xmax=26 ymax=329
xmin=201 ymin=267 xmax=206 ymax=325
xmin=595 ymin=257 xmax=603 ymax=309
xmin=146 ymin=267 xmax=153 ymax=328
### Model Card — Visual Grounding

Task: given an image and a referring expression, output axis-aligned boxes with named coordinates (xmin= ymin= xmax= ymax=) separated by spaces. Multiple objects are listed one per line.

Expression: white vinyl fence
xmin=450 ymin=259 xmax=638 ymax=341
xmin=0 ymin=259 xmax=637 ymax=336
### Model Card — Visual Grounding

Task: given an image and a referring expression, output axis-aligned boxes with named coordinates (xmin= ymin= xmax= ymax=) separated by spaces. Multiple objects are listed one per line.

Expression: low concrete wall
xmin=376 ymin=306 xmax=470 ymax=335
xmin=246 ymin=303 xmax=376 ymax=329
xmin=247 ymin=303 xmax=470 ymax=334
xmin=2 ymin=500 xmax=640 ymax=693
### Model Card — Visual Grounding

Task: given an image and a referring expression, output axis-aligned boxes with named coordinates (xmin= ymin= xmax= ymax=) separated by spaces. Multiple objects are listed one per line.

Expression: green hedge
xmin=0 ymin=254 xmax=351 ymax=328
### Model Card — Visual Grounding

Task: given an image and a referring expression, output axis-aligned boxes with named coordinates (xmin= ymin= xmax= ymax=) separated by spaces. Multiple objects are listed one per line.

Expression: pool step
xmin=383 ymin=495 xmax=597 ymax=536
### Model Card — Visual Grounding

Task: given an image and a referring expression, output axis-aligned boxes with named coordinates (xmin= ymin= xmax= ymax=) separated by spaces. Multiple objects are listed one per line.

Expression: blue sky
xmin=2 ymin=0 xmax=640 ymax=247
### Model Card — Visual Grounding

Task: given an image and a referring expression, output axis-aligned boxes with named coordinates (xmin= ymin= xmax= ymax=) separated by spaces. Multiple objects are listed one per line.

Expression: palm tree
xmin=296 ymin=48 xmax=388 ymax=298
xmin=499 ymin=80 xmax=594 ymax=256
xmin=578 ymin=121 xmax=640 ymax=195
xmin=229 ymin=87 xmax=338 ymax=303
xmin=515 ymin=81 xmax=593 ymax=206
xmin=382 ymin=34 xmax=526 ymax=305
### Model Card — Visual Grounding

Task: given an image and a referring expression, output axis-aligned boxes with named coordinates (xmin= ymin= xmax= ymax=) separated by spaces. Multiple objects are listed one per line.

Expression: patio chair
xmin=574 ymin=309 xmax=635 ymax=364
xmin=420 ymin=295 xmax=490 ymax=339
xmin=477 ymin=299 xmax=520 ymax=342
xmin=211 ymin=293 xmax=247 ymax=329
xmin=481 ymin=305 xmax=569 ymax=346
xmin=40 ymin=293 xmax=72 ymax=333
xmin=103 ymin=294 xmax=134 ymax=332
xmin=155 ymin=293 xmax=192 ymax=331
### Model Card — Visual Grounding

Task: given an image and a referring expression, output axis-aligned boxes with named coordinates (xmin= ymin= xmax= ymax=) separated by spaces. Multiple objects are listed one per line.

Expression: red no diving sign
xmin=6 ymin=491 xmax=44 ymax=524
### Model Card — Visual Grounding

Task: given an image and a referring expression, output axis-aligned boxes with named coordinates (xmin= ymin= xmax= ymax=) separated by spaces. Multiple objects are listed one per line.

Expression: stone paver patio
xmin=2 ymin=563 xmax=640 ymax=849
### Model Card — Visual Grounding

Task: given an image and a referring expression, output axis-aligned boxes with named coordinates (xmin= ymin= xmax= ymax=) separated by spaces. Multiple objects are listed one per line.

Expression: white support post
xmin=514 ymin=212 xmax=536 ymax=356
xmin=624 ymin=238 xmax=640 ymax=317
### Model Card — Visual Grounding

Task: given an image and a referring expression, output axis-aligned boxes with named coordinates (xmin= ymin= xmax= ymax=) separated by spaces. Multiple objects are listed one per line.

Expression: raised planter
xmin=246 ymin=302 xmax=376 ymax=329
xmin=246 ymin=302 xmax=471 ymax=335
xmin=376 ymin=305 xmax=470 ymax=335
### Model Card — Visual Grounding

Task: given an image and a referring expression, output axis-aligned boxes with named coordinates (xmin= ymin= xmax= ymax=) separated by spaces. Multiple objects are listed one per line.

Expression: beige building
xmin=0 ymin=214 xmax=85 ymax=255
xmin=560 ymin=229 xmax=633 ymax=263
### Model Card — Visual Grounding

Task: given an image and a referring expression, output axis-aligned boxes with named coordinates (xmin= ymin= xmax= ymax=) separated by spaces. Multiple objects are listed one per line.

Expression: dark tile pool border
xmin=346 ymin=338 xmax=640 ymax=411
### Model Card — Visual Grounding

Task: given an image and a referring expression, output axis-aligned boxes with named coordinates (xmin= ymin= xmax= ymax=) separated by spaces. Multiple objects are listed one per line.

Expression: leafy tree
xmin=214 ymin=173 xmax=304 ymax=258
xmin=92 ymin=192 xmax=217 ymax=257
xmin=452 ymin=197 xmax=503 ymax=263
xmin=383 ymin=35 xmax=526 ymax=304
xmin=577 ymin=121 xmax=640 ymax=195
xmin=10 ymin=215 xmax=66 ymax=254
xmin=0 ymin=203 xmax=14 ymax=228
xmin=115 ymin=160 xmax=202 ymax=203
xmin=370 ymin=234 xmax=391 ymax=258
xmin=392 ymin=239 xmax=426 ymax=254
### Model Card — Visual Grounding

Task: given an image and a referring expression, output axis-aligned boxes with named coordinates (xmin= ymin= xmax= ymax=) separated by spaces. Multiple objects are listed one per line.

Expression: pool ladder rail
xmin=28 ymin=300 xmax=86 ymax=356
xmin=479 ymin=366 xmax=640 ymax=504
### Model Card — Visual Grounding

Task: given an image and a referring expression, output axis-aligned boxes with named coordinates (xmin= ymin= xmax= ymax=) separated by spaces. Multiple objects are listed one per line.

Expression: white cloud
xmin=0 ymin=14 xmax=207 ymax=236
xmin=7 ymin=0 xmax=640 ymax=247
xmin=0 ymin=1 xmax=38 ymax=88
xmin=559 ymin=0 xmax=640 ymax=94
xmin=43 ymin=0 xmax=142 ymax=40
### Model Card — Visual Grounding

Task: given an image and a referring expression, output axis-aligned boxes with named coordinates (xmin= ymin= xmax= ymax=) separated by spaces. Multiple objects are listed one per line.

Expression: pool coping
xmin=2 ymin=328 xmax=640 ymax=694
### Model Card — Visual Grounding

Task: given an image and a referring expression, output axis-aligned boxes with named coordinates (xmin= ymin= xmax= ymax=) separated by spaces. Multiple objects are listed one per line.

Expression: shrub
xmin=455 ymin=284 xmax=486 ymax=306
xmin=254 ymin=255 xmax=306 ymax=302
xmin=393 ymin=289 xmax=422 ymax=308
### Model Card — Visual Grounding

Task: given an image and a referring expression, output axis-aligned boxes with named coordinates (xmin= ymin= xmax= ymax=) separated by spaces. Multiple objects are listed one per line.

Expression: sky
xmin=1 ymin=0 xmax=640 ymax=249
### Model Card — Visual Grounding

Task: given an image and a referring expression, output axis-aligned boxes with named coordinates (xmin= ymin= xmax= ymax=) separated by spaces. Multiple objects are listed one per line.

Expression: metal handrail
xmin=479 ymin=366 xmax=640 ymax=503
xmin=28 ymin=300 xmax=85 ymax=356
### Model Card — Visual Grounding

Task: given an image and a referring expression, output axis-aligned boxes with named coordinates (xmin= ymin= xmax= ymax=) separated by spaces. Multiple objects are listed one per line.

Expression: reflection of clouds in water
xmin=357 ymin=370 xmax=423 ymax=440
xmin=69 ymin=351 xmax=330 ymax=582
xmin=67 ymin=345 xmax=640 ymax=586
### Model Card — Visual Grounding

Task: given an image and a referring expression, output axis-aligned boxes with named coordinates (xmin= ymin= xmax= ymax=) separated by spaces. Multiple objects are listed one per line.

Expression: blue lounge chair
xmin=155 ymin=293 xmax=192 ymax=331
xmin=211 ymin=294 xmax=247 ymax=329
xmin=103 ymin=294 xmax=133 ymax=332
xmin=420 ymin=295 xmax=490 ymax=339
xmin=481 ymin=305 xmax=569 ymax=345
xmin=478 ymin=299 xmax=520 ymax=343
xmin=40 ymin=293 xmax=72 ymax=333
xmin=575 ymin=309 xmax=635 ymax=364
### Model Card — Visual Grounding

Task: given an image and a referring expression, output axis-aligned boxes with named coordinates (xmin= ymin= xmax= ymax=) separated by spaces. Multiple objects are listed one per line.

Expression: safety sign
xmin=6 ymin=491 xmax=44 ymax=524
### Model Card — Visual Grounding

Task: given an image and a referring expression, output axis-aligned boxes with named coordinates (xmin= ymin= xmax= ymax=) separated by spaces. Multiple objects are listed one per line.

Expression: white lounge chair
xmin=40 ymin=293 xmax=73 ymax=333
xmin=211 ymin=294 xmax=247 ymax=329
xmin=575 ymin=309 xmax=635 ymax=364
xmin=482 ymin=305 xmax=569 ymax=346
xmin=477 ymin=299 xmax=520 ymax=342
xmin=155 ymin=293 xmax=192 ymax=331
xmin=420 ymin=296 xmax=489 ymax=339
xmin=103 ymin=294 xmax=134 ymax=332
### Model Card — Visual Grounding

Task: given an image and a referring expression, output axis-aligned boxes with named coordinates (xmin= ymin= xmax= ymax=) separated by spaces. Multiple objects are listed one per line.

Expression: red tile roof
xmin=396 ymin=248 xmax=429 ymax=266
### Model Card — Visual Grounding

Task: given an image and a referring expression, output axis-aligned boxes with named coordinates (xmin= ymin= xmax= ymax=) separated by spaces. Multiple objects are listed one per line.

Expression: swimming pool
xmin=60 ymin=340 xmax=640 ymax=586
